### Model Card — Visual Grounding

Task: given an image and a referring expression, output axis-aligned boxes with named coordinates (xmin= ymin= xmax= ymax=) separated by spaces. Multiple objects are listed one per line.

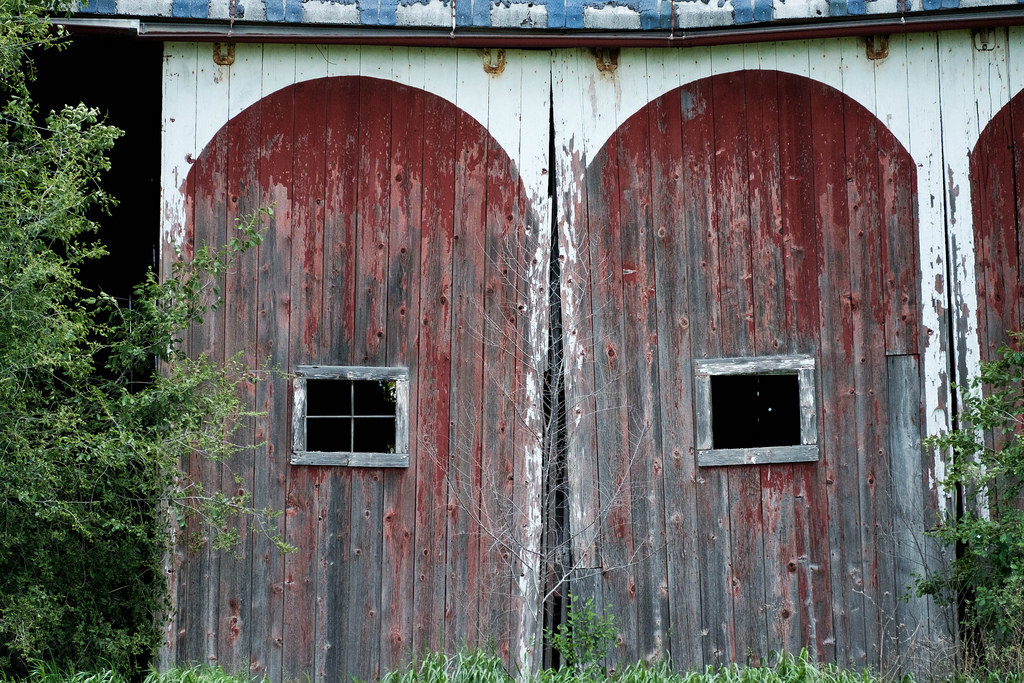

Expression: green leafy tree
xmin=543 ymin=596 xmax=616 ymax=675
xmin=921 ymin=335 xmax=1024 ymax=671
xmin=0 ymin=0 xmax=275 ymax=674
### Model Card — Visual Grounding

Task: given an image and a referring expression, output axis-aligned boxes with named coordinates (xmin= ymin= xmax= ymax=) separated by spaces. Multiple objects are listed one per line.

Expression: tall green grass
xmin=371 ymin=648 xmax=908 ymax=683
xmin=7 ymin=648 xmax=1024 ymax=683
xmin=0 ymin=664 xmax=253 ymax=683
xmin=0 ymin=662 xmax=131 ymax=683
xmin=376 ymin=650 xmax=513 ymax=683
xmin=536 ymin=650 xmax=886 ymax=683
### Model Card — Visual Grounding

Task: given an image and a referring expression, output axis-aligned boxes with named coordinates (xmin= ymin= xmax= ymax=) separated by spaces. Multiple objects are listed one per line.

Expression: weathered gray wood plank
xmin=777 ymin=66 xmax=833 ymax=663
xmin=712 ymin=65 xmax=768 ymax=665
xmin=694 ymin=355 xmax=815 ymax=375
xmin=292 ymin=452 xmax=411 ymax=467
xmin=678 ymin=71 xmax=733 ymax=668
xmin=282 ymin=70 xmax=329 ymax=682
xmin=410 ymin=61 xmax=455 ymax=662
xmin=887 ymin=355 xmax=933 ymax=672
xmin=318 ymin=69 xmax=361 ymax=683
xmin=478 ymin=66 xmax=519 ymax=664
xmin=810 ymin=75 xmax=866 ymax=669
xmin=651 ymin=73 xmax=704 ymax=670
xmin=619 ymin=86 xmax=669 ymax=666
xmin=381 ymin=78 xmax=422 ymax=670
xmin=249 ymin=60 xmax=295 ymax=682
xmin=697 ymin=446 xmax=819 ymax=467
xmin=586 ymin=119 xmax=637 ymax=673
xmin=217 ymin=55 xmax=262 ymax=672
xmin=443 ymin=76 xmax=487 ymax=655
xmin=339 ymin=69 xmax=394 ymax=683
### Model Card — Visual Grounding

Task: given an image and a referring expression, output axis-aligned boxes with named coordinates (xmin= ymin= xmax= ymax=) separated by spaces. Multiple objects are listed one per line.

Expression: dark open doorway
xmin=32 ymin=33 xmax=162 ymax=300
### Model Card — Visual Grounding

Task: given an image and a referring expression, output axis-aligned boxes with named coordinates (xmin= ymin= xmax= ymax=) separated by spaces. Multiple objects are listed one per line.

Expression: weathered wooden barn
xmin=61 ymin=0 xmax=1024 ymax=679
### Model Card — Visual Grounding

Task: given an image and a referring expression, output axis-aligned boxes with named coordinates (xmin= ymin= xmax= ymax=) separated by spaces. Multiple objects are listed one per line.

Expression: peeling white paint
xmin=234 ymin=0 xmax=267 ymax=21
xmin=863 ymin=0 xmax=899 ymax=14
xmin=97 ymin=0 xmax=1024 ymax=32
xmin=490 ymin=2 xmax=547 ymax=28
xmin=395 ymin=0 xmax=452 ymax=27
xmin=582 ymin=4 xmax=642 ymax=29
xmin=302 ymin=0 xmax=361 ymax=24
xmin=673 ymin=0 xmax=735 ymax=28
xmin=117 ymin=0 xmax=172 ymax=16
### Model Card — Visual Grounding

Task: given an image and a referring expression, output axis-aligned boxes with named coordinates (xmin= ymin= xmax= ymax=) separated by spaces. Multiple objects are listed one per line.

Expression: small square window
xmin=694 ymin=355 xmax=818 ymax=467
xmin=291 ymin=366 xmax=410 ymax=467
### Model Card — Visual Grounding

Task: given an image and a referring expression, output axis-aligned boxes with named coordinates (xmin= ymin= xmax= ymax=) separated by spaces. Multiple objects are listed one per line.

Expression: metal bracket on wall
xmin=973 ymin=28 xmax=996 ymax=51
xmin=213 ymin=42 xmax=235 ymax=66
xmin=483 ymin=49 xmax=506 ymax=76
xmin=865 ymin=35 xmax=888 ymax=60
xmin=593 ymin=48 xmax=619 ymax=75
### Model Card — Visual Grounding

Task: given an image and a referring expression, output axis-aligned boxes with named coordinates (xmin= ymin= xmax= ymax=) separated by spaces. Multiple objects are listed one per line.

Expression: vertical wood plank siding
xmin=163 ymin=41 xmax=957 ymax=681
xmin=177 ymin=71 xmax=545 ymax=682
xmin=971 ymin=87 xmax=1024 ymax=363
xmin=970 ymin=84 xmax=1024 ymax=528
xmin=562 ymin=68 xmax=923 ymax=672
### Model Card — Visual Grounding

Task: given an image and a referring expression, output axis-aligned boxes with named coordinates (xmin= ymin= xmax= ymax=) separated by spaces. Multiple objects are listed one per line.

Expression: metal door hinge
xmin=865 ymin=35 xmax=888 ymax=60
xmin=213 ymin=42 xmax=235 ymax=66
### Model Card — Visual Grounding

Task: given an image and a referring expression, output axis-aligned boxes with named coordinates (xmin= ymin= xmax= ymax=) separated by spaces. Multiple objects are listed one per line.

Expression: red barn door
xmin=555 ymin=62 xmax=926 ymax=673
xmin=165 ymin=46 xmax=551 ymax=683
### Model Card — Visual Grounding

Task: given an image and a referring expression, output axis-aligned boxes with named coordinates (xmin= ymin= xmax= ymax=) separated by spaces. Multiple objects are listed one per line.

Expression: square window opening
xmin=292 ymin=366 xmax=409 ymax=467
xmin=711 ymin=373 xmax=801 ymax=449
xmin=695 ymin=355 xmax=818 ymax=467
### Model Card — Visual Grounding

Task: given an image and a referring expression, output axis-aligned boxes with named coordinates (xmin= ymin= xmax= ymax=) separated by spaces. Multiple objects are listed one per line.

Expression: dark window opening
xmin=33 ymin=35 xmax=162 ymax=300
xmin=305 ymin=379 xmax=397 ymax=453
xmin=711 ymin=374 xmax=801 ymax=449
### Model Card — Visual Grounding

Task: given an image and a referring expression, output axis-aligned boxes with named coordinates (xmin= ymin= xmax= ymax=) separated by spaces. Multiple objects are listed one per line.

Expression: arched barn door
xmin=164 ymin=49 xmax=551 ymax=683
xmin=554 ymin=60 xmax=928 ymax=673
xmin=971 ymin=87 xmax=1024 ymax=361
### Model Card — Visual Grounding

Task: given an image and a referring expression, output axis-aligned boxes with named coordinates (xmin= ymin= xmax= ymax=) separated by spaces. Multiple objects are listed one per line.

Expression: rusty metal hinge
xmin=865 ymin=35 xmax=888 ymax=60
xmin=213 ymin=42 xmax=235 ymax=66
xmin=973 ymin=28 xmax=997 ymax=52
xmin=593 ymin=48 xmax=619 ymax=75
xmin=483 ymin=49 xmax=506 ymax=76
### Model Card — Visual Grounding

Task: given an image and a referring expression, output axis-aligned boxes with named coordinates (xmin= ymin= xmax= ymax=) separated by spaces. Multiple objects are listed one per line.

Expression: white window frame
xmin=694 ymin=354 xmax=818 ymax=467
xmin=291 ymin=365 xmax=410 ymax=467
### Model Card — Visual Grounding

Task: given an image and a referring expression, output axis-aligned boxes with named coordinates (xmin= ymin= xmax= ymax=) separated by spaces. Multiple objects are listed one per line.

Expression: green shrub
xmin=544 ymin=596 xmax=617 ymax=674
xmin=0 ymin=1 xmax=276 ymax=674
xmin=920 ymin=336 xmax=1024 ymax=673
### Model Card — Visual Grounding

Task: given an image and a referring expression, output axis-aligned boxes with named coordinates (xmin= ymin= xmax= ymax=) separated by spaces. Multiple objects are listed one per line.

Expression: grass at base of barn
xmin=4 ymin=649 xmax=1024 ymax=683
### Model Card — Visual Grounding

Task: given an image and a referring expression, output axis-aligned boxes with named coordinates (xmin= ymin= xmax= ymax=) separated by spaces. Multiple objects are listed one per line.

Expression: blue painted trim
xmin=172 ymin=0 xmax=190 ymax=17
xmin=639 ymin=0 xmax=660 ymax=29
xmin=455 ymin=0 xmax=472 ymax=26
xmin=565 ymin=0 xmax=584 ymax=28
xmin=848 ymin=0 xmax=866 ymax=14
xmin=473 ymin=0 xmax=491 ymax=26
xmin=734 ymin=0 xmax=754 ymax=23
xmin=378 ymin=0 xmax=398 ymax=24
xmin=546 ymin=0 xmax=566 ymax=28
xmin=921 ymin=0 xmax=940 ymax=9
xmin=96 ymin=0 xmax=116 ymax=12
xmin=941 ymin=0 xmax=959 ymax=7
xmin=78 ymin=0 xmax=97 ymax=13
xmin=828 ymin=0 xmax=848 ymax=16
xmin=190 ymin=0 xmax=209 ymax=18
xmin=752 ymin=0 xmax=772 ymax=21
xmin=265 ymin=0 xmax=285 ymax=21
xmin=360 ymin=0 xmax=379 ymax=24
xmin=285 ymin=0 xmax=303 ymax=21
xmin=658 ymin=0 xmax=673 ymax=29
